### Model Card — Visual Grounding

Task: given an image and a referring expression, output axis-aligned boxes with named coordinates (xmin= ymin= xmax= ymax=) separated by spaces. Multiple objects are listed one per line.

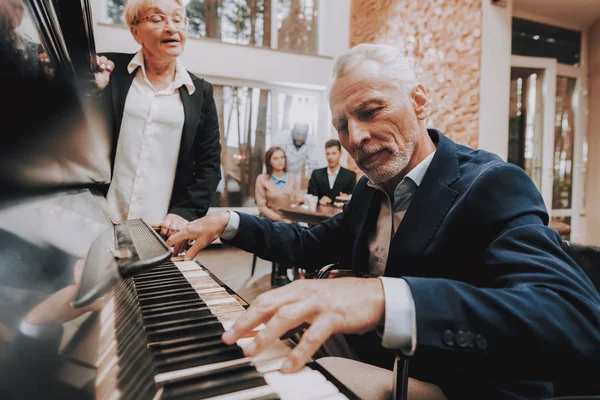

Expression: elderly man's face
xmin=329 ymin=60 xmax=423 ymax=183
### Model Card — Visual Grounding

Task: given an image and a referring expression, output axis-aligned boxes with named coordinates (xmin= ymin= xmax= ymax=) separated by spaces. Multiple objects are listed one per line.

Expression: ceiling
xmin=513 ymin=0 xmax=600 ymax=29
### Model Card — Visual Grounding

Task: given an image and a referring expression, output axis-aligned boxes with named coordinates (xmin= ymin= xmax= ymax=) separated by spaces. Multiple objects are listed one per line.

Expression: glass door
xmin=508 ymin=56 xmax=587 ymax=240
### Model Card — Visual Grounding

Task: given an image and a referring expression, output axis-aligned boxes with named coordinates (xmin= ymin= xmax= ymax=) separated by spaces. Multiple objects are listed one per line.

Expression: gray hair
xmin=328 ymin=43 xmax=418 ymax=95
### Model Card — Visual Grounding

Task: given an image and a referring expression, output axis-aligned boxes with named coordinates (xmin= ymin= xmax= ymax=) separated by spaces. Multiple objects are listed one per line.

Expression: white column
xmin=477 ymin=0 xmax=513 ymax=159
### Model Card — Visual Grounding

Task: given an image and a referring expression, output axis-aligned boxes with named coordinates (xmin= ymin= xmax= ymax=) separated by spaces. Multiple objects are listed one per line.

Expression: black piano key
xmin=142 ymin=305 xmax=212 ymax=323
xmin=148 ymin=330 xmax=224 ymax=349
xmin=138 ymin=292 xmax=200 ymax=306
xmin=147 ymin=320 xmax=224 ymax=341
xmin=162 ymin=365 xmax=266 ymax=400
xmin=155 ymin=345 xmax=244 ymax=373
xmin=135 ymin=279 xmax=191 ymax=291
xmin=144 ymin=314 xmax=218 ymax=330
xmin=140 ymin=298 xmax=206 ymax=314
xmin=151 ymin=337 xmax=225 ymax=357
xmin=250 ymin=395 xmax=281 ymax=400
xmin=137 ymin=287 xmax=198 ymax=299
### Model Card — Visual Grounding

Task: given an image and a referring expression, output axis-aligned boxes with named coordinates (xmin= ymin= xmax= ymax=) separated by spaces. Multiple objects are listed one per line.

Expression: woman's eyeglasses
xmin=142 ymin=14 xmax=189 ymax=28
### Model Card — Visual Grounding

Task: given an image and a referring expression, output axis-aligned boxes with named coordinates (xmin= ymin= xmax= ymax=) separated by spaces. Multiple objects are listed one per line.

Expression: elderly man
xmin=168 ymin=44 xmax=600 ymax=399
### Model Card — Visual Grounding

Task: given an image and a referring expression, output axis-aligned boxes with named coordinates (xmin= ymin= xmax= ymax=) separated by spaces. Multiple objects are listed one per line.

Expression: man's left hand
xmin=222 ymin=278 xmax=385 ymax=373
xmin=153 ymin=214 xmax=189 ymax=255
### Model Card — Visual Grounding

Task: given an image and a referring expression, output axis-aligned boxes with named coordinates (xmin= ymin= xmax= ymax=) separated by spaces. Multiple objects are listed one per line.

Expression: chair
xmin=313 ymin=240 xmax=600 ymax=400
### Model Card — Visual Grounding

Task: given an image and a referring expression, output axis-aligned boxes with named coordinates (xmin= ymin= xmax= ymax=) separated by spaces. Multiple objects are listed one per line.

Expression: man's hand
xmin=222 ymin=278 xmax=385 ymax=373
xmin=167 ymin=212 xmax=231 ymax=260
xmin=337 ymin=192 xmax=351 ymax=201
xmin=153 ymin=214 xmax=189 ymax=255
xmin=94 ymin=55 xmax=114 ymax=91
xmin=319 ymin=196 xmax=332 ymax=206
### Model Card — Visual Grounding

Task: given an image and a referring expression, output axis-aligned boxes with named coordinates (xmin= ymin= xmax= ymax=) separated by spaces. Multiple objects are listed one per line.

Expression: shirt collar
xmin=127 ymin=51 xmax=195 ymax=94
xmin=367 ymin=150 xmax=436 ymax=190
xmin=270 ymin=172 xmax=287 ymax=182
xmin=327 ymin=166 xmax=340 ymax=175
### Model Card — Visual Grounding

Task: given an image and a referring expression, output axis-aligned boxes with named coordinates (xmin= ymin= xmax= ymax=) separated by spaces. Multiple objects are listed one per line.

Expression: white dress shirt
xmin=106 ymin=52 xmax=195 ymax=225
xmin=327 ymin=166 xmax=340 ymax=189
xmin=368 ymin=151 xmax=435 ymax=354
xmin=221 ymin=150 xmax=436 ymax=354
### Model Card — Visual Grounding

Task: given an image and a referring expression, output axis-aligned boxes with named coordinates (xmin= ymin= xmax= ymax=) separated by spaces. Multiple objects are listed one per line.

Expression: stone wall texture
xmin=349 ymin=0 xmax=483 ymax=148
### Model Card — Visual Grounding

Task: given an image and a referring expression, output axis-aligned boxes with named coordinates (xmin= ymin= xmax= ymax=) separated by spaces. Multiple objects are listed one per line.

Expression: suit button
xmin=476 ymin=334 xmax=487 ymax=350
xmin=442 ymin=330 xmax=455 ymax=347
xmin=455 ymin=330 xmax=468 ymax=348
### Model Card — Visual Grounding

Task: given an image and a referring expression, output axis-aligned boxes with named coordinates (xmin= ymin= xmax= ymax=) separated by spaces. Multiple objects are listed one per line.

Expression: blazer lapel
xmin=178 ymin=79 xmax=201 ymax=161
xmin=108 ymin=55 xmax=136 ymax=172
xmin=384 ymin=129 xmax=460 ymax=278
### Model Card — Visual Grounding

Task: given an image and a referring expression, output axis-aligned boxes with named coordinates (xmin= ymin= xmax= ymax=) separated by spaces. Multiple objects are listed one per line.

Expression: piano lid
xmin=0 ymin=2 xmax=112 ymax=397
xmin=0 ymin=0 xmax=111 ymax=204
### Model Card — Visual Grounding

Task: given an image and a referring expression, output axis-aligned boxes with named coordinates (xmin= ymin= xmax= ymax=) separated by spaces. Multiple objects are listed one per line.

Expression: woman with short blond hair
xmin=94 ymin=0 xmax=221 ymax=254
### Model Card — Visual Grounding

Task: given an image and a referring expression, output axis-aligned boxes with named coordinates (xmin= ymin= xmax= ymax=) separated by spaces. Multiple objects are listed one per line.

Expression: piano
xmin=0 ymin=2 xmax=359 ymax=399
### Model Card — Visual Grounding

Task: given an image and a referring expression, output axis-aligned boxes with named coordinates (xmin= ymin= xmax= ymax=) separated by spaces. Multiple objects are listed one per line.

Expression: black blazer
xmin=100 ymin=53 xmax=221 ymax=221
xmin=307 ymin=166 xmax=356 ymax=200
xmin=224 ymin=129 xmax=600 ymax=399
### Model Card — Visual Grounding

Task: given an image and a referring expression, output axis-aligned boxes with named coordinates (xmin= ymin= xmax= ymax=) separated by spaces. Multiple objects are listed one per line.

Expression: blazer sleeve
xmin=403 ymin=163 xmax=600 ymax=381
xmin=255 ymin=175 xmax=283 ymax=222
xmin=307 ymin=170 xmax=319 ymax=197
xmin=222 ymin=201 xmax=354 ymax=271
xmin=169 ymin=82 xmax=222 ymax=220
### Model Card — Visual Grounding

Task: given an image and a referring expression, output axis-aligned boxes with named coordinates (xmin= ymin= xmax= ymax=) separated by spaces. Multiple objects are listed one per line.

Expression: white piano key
xmin=174 ymin=260 xmax=204 ymax=271
xmin=180 ymin=270 xmax=210 ymax=278
xmin=154 ymin=356 xmax=252 ymax=384
xmin=206 ymin=297 xmax=239 ymax=306
xmin=201 ymin=385 xmax=276 ymax=400
xmin=318 ymin=393 xmax=350 ymax=400
xmin=263 ymin=368 xmax=326 ymax=390
xmin=279 ymin=381 xmax=340 ymax=400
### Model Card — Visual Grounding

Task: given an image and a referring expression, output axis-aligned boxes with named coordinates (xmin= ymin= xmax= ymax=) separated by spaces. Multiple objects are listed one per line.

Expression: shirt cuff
xmin=19 ymin=319 xmax=62 ymax=340
xmin=220 ymin=211 xmax=240 ymax=241
xmin=378 ymin=277 xmax=417 ymax=356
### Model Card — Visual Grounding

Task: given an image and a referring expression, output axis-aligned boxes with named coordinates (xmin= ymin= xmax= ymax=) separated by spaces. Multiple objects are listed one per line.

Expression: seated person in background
xmin=255 ymin=146 xmax=299 ymax=223
xmin=168 ymin=43 xmax=600 ymax=399
xmin=308 ymin=139 xmax=356 ymax=205
xmin=255 ymin=146 xmax=300 ymax=286
xmin=94 ymin=0 xmax=221 ymax=243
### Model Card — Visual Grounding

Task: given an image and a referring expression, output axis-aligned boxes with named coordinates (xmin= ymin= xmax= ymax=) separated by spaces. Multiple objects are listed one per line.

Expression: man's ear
xmin=412 ymin=83 xmax=429 ymax=120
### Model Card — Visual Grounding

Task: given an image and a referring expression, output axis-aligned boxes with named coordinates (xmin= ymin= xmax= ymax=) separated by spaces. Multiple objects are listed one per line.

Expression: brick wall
xmin=350 ymin=0 xmax=483 ymax=148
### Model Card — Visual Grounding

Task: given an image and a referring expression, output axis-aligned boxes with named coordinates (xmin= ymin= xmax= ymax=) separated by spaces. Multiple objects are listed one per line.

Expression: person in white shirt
xmin=165 ymin=43 xmax=600 ymax=400
xmin=94 ymin=0 xmax=221 ymax=252
xmin=273 ymin=122 xmax=319 ymax=183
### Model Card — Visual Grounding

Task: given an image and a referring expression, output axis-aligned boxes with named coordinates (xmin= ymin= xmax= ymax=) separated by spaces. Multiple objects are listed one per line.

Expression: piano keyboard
xmin=96 ymin=260 xmax=358 ymax=400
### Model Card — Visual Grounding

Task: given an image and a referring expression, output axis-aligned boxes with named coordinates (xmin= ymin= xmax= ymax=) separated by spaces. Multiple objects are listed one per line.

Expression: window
xmin=106 ymin=0 xmax=319 ymax=55
xmin=212 ymin=84 xmax=272 ymax=207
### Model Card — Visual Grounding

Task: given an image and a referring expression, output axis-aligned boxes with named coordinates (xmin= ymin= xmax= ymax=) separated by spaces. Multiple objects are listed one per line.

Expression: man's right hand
xmin=167 ymin=212 xmax=231 ymax=260
xmin=319 ymin=196 xmax=332 ymax=206
xmin=94 ymin=55 xmax=114 ymax=91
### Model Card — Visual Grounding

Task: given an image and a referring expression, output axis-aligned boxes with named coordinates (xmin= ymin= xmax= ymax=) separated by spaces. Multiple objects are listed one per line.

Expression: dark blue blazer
xmin=225 ymin=129 xmax=600 ymax=399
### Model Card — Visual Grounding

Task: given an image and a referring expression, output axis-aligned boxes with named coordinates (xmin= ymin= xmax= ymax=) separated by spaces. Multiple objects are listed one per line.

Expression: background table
xmin=278 ymin=205 xmax=343 ymax=226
